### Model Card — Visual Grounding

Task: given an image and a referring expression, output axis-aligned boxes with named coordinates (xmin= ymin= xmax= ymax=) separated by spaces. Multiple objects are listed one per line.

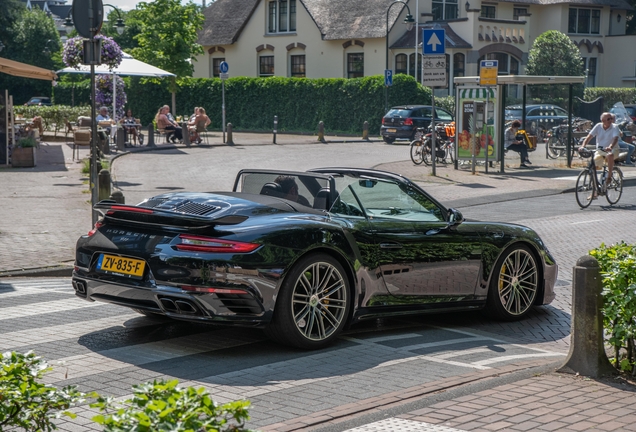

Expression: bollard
xmin=116 ymin=126 xmax=126 ymax=151
xmin=226 ymin=123 xmax=234 ymax=145
xmin=109 ymin=190 xmax=125 ymax=204
xmin=558 ymin=255 xmax=615 ymax=378
xmin=147 ymin=123 xmax=156 ymax=147
xmin=317 ymin=121 xmax=325 ymax=143
xmin=273 ymin=115 xmax=278 ymax=144
xmin=183 ymin=125 xmax=190 ymax=146
xmin=98 ymin=169 xmax=111 ymax=202
xmin=362 ymin=121 xmax=369 ymax=141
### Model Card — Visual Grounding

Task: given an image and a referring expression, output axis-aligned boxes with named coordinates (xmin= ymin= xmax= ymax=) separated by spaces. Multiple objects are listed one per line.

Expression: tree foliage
xmin=0 ymin=0 xmax=24 ymax=46
xmin=525 ymin=30 xmax=584 ymax=76
xmin=101 ymin=9 xmax=142 ymax=53
xmin=131 ymin=0 xmax=205 ymax=83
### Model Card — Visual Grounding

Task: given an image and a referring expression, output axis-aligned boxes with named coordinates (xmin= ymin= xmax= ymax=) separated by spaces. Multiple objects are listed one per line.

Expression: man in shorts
xmin=579 ymin=112 xmax=619 ymax=195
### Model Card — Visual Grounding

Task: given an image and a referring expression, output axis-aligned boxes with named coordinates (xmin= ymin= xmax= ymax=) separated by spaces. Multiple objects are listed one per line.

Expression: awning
xmin=56 ymin=52 xmax=175 ymax=78
xmin=0 ymin=57 xmax=58 ymax=81
xmin=454 ymin=75 xmax=585 ymax=85
xmin=459 ymin=88 xmax=496 ymax=99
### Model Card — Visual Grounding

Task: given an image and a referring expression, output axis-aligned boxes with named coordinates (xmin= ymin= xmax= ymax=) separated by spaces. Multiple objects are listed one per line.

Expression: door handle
xmin=380 ymin=242 xmax=403 ymax=249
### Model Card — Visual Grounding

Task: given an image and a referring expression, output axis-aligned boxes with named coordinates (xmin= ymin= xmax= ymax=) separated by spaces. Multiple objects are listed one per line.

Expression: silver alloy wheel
xmin=291 ymin=261 xmax=347 ymax=341
xmin=496 ymin=248 xmax=538 ymax=316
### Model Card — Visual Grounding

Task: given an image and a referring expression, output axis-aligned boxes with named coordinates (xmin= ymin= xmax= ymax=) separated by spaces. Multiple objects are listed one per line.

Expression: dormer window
xmin=268 ymin=0 xmax=296 ymax=33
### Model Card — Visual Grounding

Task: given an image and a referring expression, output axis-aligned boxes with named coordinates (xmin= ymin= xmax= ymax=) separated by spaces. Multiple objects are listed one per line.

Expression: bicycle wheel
xmin=446 ymin=141 xmax=455 ymax=163
xmin=410 ymin=140 xmax=424 ymax=165
xmin=606 ymin=167 xmax=623 ymax=205
xmin=575 ymin=169 xmax=595 ymax=209
xmin=422 ymin=138 xmax=432 ymax=166
xmin=546 ymin=137 xmax=561 ymax=159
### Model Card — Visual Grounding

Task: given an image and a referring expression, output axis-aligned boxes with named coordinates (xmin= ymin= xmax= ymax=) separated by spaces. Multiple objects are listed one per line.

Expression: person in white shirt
xmin=96 ymin=106 xmax=117 ymax=144
xmin=580 ymin=112 xmax=619 ymax=192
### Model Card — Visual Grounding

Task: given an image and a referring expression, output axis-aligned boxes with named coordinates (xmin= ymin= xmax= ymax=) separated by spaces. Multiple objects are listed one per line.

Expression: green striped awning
xmin=460 ymin=88 xmax=496 ymax=99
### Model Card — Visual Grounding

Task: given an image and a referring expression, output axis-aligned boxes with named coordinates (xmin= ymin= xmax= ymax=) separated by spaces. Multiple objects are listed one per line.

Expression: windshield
xmin=385 ymin=109 xmax=411 ymax=118
xmin=610 ymin=102 xmax=630 ymax=124
xmin=505 ymin=109 xmax=523 ymax=119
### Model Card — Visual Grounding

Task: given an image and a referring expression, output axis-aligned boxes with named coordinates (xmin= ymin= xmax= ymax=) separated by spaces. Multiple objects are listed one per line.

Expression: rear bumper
xmin=72 ymin=273 xmax=271 ymax=327
xmin=380 ymin=126 xmax=414 ymax=140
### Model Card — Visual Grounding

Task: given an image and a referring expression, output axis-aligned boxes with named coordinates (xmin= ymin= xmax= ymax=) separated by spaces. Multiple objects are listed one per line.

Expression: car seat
xmin=260 ymin=182 xmax=283 ymax=198
xmin=313 ymin=188 xmax=331 ymax=210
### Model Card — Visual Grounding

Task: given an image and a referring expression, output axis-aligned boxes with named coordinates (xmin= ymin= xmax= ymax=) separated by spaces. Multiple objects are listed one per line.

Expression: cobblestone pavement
xmin=3 ymin=133 xmax=636 ymax=431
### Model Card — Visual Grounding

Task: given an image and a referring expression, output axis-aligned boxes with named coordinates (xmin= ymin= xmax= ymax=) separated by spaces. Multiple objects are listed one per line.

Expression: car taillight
xmin=106 ymin=205 xmax=154 ymax=215
xmin=87 ymin=221 xmax=104 ymax=237
xmin=176 ymin=235 xmax=261 ymax=253
xmin=404 ymin=118 xmax=413 ymax=126
xmin=181 ymin=285 xmax=248 ymax=294
xmin=382 ymin=117 xmax=386 ymax=125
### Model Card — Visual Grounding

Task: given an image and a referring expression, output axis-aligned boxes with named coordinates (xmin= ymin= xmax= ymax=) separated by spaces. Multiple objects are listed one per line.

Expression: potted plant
xmin=12 ymin=136 xmax=37 ymax=168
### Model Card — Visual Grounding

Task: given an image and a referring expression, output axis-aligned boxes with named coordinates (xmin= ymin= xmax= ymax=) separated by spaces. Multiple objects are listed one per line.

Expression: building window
xmin=513 ymin=7 xmax=527 ymax=20
xmin=347 ymin=53 xmax=364 ymax=78
xmin=478 ymin=52 xmax=520 ymax=75
xmin=395 ymin=54 xmax=407 ymax=75
xmin=259 ymin=56 xmax=274 ymax=77
xmin=432 ymin=0 xmax=458 ymax=21
xmin=268 ymin=0 xmax=296 ymax=33
xmin=453 ymin=53 xmax=465 ymax=77
xmin=408 ymin=53 xmax=422 ymax=77
xmin=584 ymin=57 xmax=597 ymax=87
xmin=212 ymin=58 xmax=225 ymax=77
xmin=568 ymin=8 xmax=600 ymax=34
xmin=481 ymin=5 xmax=496 ymax=18
xmin=291 ymin=54 xmax=305 ymax=77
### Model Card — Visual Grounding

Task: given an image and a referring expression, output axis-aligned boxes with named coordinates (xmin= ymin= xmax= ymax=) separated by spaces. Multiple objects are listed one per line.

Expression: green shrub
xmin=590 ymin=242 xmax=636 ymax=373
xmin=0 ymin=351 xmax=84 ymax=431
xmin=90 ymin=379 xmax=253 ymax=431
xmin=13 ymin=105 xmax=92 ymax=136
xmin=584 ymin=88 xmax=636 ymax=111
xmin=15 ymin=136 xmax=38 ymax=148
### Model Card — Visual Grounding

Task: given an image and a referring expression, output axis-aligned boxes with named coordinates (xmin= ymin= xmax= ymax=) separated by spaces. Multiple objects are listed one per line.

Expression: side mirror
xmin=448 ymin=208 xmax=464 ymax=226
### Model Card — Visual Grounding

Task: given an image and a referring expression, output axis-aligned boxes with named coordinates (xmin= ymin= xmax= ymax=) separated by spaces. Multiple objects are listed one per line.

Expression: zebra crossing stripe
xmin=0 ymin=298 xmax=103 ymax=320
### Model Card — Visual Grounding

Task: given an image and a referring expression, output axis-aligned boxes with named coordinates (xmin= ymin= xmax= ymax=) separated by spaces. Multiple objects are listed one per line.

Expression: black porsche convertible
xmin=73 ymin=168 xmax=557 ymax=349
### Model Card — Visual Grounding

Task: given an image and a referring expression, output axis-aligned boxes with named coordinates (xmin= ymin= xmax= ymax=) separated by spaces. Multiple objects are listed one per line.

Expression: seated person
xmin=155 ymin=105 xmax=183 ymax=143
xmin=274 ymin=175 xmax=311 ymax=206
xmin=504 ymin=120 xmax=531 ymax=168
xmin=188 ymin=107 xmax=211 ymax=144
xmin=121 ymin=109 xmax=139 ymax=145
xmin=96 ymin=106 xmax=116 ymax=144
xmin=611 ymin=113 xmax=635 ymax=166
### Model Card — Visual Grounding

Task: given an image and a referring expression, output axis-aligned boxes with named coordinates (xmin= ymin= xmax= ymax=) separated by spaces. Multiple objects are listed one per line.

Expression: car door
xmin=344 ymin=178 xmax=482 ymax=304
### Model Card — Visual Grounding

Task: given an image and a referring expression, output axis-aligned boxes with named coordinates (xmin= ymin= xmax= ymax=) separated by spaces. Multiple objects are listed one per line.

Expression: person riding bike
xmin=579 ymin=112 xmax=620 ymax=198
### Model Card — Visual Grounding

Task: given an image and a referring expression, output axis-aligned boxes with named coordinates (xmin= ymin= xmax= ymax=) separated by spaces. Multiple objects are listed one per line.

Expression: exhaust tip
xmin=160 ymin=298 xmax=178 ymax=312
xmin=72 ymin=280 xmax=87 ymax=295
xmin=175 ymin=300 xmax=198 ymax=314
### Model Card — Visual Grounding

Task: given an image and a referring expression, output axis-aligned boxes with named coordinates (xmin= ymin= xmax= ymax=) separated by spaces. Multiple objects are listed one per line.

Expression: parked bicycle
xmin=410 ymin=123 xmax=455 ymax=166
xmin=546 ymin=118 xmax=590 ymax=159
xmin=575 ymin=147 xmax=623 ymax=208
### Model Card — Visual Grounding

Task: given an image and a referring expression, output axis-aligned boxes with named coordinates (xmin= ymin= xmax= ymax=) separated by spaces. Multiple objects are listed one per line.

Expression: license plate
xmin=96 ymin=254 xmax=146 ymax=279
xmin=387 ymin=128 xmax=397 ymax=133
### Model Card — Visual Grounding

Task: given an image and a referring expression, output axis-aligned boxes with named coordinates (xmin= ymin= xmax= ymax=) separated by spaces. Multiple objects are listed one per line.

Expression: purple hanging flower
xmin=62 ymin=35 xmax=123 ymax=71
xmin=95 ymin=74 xmax=127 ymax=120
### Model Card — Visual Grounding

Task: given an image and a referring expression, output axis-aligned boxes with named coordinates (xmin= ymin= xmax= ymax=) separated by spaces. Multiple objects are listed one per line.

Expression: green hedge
xmin=13 ymin=105 xmax=91 ymax=135
xmin=53 ymin=75 xmax=431 ymax=135
xmin=584 ymin=88 xmax=636 ymax=111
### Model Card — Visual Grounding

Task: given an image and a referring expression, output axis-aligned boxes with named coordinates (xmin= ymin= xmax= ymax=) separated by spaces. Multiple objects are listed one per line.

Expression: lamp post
xmin=385 ymin=1 xmax=415 ymax=113
xmin=64 ymin=5 xmax=125 ymax=36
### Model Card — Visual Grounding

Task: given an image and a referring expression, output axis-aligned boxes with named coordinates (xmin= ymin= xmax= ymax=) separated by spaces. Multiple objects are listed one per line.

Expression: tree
xmin=0 ymin=0 xmax=24 ymax=47
xmin=101 ymin=9 xmax=142 ymax=53
xmin=131 ymin=0 xmax=205 ymax=86
xmin=525 ymin=30 xmax=584 ymax=77
xmin=525 ymin=30 xmax=585 ymax=104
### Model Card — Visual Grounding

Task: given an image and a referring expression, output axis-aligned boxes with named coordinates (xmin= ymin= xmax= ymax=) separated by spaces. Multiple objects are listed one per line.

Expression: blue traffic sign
xmin=219 ymin=61 xmax=229 ymax=73
xmin=422 ymin=29 xmax=445 ymax=55
xmin=384 ymin=69 xmax=393 ymax=86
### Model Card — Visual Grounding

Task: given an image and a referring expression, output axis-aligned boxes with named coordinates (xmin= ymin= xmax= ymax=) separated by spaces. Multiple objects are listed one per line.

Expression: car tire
xmin=485 ymin=244 xmax=539 ymax=321
xmin=265 ymin=253 xmax=351 ymax=350
xmin=383 ymin=137 xmax=395 ymax=144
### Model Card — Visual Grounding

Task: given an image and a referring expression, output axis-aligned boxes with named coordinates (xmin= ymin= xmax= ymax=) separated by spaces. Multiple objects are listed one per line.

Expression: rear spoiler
xmin=94 ymin=200 xmax=248 ymax=227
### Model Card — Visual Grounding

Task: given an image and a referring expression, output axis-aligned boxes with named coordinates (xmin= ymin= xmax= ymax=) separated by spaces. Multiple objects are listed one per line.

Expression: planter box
xmin=11 ymin=146 xmax=37 ymax=168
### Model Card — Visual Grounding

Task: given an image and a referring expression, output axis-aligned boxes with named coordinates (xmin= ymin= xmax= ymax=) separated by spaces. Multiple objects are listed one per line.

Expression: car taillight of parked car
xmin=87 ymin=221 xmax=104 ymax=237
xmin=176 ymin=234 xmax=261 ymax=253
xmin=404 ymin=118 xmax=413 ymax=126
xmin=381 ymin=118 xmax=386 ymax=125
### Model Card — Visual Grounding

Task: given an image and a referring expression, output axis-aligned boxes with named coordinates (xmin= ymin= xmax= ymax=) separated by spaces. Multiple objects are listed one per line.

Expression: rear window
xmin=626 ymin=107 xmax=636 ymax=116
xmin=385 ymin=109 xmax=412 ymax=118
xmin=505 ymin=109 xmax=523 ymax=118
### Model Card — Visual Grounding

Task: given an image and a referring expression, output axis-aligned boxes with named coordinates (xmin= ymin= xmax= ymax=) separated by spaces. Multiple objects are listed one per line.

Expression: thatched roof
xmin=498 ymin=0 xmax=632 ymax=9
xmin=198 ymin=0 xmax=260 ymax=46
xmin=300 ymin=0 xmax=409 ymax=40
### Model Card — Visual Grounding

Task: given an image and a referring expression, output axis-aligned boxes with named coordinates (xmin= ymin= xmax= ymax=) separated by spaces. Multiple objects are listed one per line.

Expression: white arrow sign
xmin=427 ymin=32 xmax=442 ymax=52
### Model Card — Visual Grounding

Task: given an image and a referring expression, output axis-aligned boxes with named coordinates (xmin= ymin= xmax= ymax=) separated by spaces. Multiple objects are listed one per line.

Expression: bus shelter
xmin=454 ymin=75 xmax=586 ymax=171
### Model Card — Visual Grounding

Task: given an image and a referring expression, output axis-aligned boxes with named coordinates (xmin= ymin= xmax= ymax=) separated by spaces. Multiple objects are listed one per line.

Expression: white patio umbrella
xmin=57 ymin=52 xmax=175 ymax=121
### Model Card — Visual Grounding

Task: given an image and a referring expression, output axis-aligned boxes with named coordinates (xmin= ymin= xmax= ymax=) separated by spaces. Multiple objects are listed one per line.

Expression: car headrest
xmin=313 ymin=188 xmax=330 ymax=210
xmin=260 ymin=182 xmax=283 ymax=198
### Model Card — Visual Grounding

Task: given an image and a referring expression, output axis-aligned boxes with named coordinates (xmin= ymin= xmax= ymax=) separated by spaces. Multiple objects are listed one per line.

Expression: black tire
xmin=383 ymin=137 xmax=395 ymax=144
xmin=264 ymin=253 xmax=351 ymax=349
xmin=606 ymin=168 xmax=623 ymax=205
xmin=422 ymin=138 xmax=432 ymax=166
xmin=448 ymin=142 xmax=455 ymax=164
xmin=575 ymin=169 xmax=594 ymax=209
xmin=485 ymin=244 xmax=539 ymax=320
xmin=410 ymin=140 xmax=424 ymax=165
xmin=546 ymin=137 xmax=560 ymax=159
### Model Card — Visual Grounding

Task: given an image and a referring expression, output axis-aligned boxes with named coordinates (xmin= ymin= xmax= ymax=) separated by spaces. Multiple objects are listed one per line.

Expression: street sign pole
xmin=479 ymin=60 xmax=497 ymax=174
xmin=422 ymin=28 xmax=446 ymax=177
xmin=384 ymin=69 xmax=393 ymax=113
xmin=432 ymin=92 xmax=436 ymax=176
xmin=219 ymin=61 xmax=229 ymax=143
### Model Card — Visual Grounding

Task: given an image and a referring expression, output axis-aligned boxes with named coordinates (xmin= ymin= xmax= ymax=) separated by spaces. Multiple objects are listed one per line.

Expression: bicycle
xmin=575 ymin=147 xmax=623 ymax=208
xmin=410 ymin=124 xmax=455 ymax=166
xmin=546 ymin=118 xmax=589 ymax=159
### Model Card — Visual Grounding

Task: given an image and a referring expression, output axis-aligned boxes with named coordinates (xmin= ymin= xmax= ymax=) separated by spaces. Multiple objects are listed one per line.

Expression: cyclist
xmin=579 ymin=112 xmax=619 ymax=197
